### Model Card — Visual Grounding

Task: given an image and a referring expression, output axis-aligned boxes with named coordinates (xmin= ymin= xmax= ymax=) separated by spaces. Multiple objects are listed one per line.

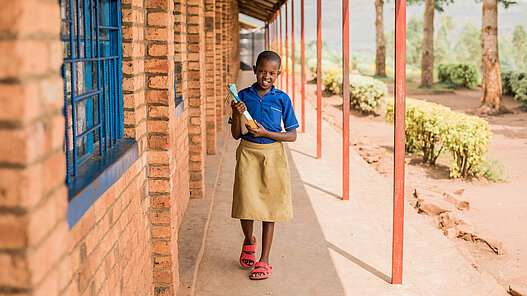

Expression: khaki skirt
xmin=232 ymin=139 xmax=293 ymax=222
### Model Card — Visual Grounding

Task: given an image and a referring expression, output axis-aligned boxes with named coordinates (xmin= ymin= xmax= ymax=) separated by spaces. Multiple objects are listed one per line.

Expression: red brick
xmin=148 ymin=121 xmax=170 ymax=134
xmin=148 ymin=44 xmax=169 ymax=57
xmin=145 ymin=59 xmax=170 ymax=73
xmin=151 ymin=210 xmax=171 ymax=224
xmin=0 ymin=81 xmax=40 ymax=122
xmin=0 ymin=1 xmax=60 ymax=36
xmin=28 ymin=221 xmax=68 ymax=285
xmin=0 ymin=165 xmax=42 ymax=209
xmin=148 ymin=12 xmax=170 ymax=27
xmin=149 ymin=179 xmax=171 ymax=193
xmin=149 ymin=135 xmax=169 ymax=149
xmin=148 ymin=76 xmax=170 ymax=89
xmin=0 ymin=252 xmax=29 ymax=287
xmin=151 ymin=225 xmax=171 ymax=239
xmin=145 ymin=0 xmax=171 ymax=9
xmin=0 ymin=214 xmax=28 ymax=249
xmin=153 ymin=270 xmax=173 ymax=284
xmin=148 ymin=106 xmax=169 ymax=119
xmin=146 ymin=28 xmax=170 ymax=42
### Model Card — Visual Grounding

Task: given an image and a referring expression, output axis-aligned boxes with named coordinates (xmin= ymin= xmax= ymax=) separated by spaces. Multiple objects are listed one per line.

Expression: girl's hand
xmin=247 ymin=120 xmax=268 ymax=138
xmin=231 ymin=101 xmax=246 ymax=118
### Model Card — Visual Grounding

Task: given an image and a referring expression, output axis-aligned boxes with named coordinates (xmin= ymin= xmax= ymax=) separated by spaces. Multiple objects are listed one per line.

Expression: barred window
xmin=60 ymin=0 xmax=123 ymax=183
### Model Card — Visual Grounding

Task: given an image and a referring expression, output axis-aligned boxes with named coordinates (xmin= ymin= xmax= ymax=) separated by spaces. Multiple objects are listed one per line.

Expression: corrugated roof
xmin=238 ymin=0 xmax=286 ymax=22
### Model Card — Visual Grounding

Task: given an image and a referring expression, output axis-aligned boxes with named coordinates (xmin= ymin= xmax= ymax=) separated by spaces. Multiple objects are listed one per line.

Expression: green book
xmin=226 ymin=84 xmax=257 ymax=135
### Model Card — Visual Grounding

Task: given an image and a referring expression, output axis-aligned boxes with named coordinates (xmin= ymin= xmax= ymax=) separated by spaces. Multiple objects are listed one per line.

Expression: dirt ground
xmin=299 ymin=77 xmax=527 ymax=291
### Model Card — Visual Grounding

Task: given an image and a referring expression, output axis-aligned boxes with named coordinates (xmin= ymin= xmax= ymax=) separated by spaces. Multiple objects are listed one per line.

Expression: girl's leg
xmin=259 ymin=221 xmax=275 ymax=264
xmin=240 ymin=219 xmax=255 ymax=244
xmin=240 ymin=219 xmax=255 ymax=266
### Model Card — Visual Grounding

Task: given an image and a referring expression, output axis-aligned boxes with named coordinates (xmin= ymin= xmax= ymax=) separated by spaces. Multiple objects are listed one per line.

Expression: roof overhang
xmin=238 ymin=0 xmax=287 ymax=22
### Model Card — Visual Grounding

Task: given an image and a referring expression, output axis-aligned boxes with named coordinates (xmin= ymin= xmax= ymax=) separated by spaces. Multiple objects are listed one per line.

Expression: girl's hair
xmin=255 ymin=51 xmax=281 ymax=68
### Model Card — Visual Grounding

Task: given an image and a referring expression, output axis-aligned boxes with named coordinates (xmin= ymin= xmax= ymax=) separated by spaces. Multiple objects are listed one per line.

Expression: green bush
xmin=502 ymin=70 xmax=527 ymax=107
xmin=437 ymin=63 xmax=478 ymax=88
xmin=322 ymin=68 xmax=388 ymax=113
xmin=385 ymin=98 xmax=492 ymax=178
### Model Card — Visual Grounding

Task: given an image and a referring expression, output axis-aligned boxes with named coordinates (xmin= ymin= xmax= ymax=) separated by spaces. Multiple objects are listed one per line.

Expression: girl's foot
xmin=240 ymin=236 xmax=256 ymax=268
xmin=250 ymin=261 xmax=273 ymax=280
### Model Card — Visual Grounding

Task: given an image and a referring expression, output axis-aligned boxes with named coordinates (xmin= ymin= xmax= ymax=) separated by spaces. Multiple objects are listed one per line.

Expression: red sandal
xmin=250 ymin=262 xmax=273 ymax=280
xmin=239 ymin=236 xmax=256 ymax=268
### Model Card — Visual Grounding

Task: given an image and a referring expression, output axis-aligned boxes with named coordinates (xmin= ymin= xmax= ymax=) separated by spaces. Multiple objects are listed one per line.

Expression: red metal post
xmin=316 ymin=0 xmax=322 ymax=159
xmin=275 ymin=16 xmax=278 ymax=51
xmin=392 ymin=0 xmax=406 ymax=285
xmin=265 ymin=22 xmax=268 ymax=50
xmin=291 ymin=0 xmax=295 ymax=110
xmin=301 ymin=0 xmax=305 ymax=133
xmin=280 ymin=9 xmax=283 ymax=89
xmin=342 ymin=0 xmax=350 ymax=201
xmin=285 ymin=1 xmax=289 ymax=94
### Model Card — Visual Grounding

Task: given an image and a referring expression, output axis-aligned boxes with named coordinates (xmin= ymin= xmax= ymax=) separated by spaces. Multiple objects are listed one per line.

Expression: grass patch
xmin=479 ymin=157 xmax=508 ymax=182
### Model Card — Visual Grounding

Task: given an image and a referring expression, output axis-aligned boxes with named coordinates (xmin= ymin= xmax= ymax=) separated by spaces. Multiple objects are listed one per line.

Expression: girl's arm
xmin=230 ymin=101 xmax=246 ymax=140
xmin=247 ymin=121 xmax=297 ymax=142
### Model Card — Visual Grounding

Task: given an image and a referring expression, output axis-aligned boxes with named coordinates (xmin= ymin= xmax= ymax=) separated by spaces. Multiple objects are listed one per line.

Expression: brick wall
xmin=0 ymin=1 xmax=69 ymax=295
xmin=186 ymin=0 xmax=207 ymax=199
xmin=204 ymin=0 xmax=217 ymax=156
xmin=0 ymin=0 xmax=241 ymax=295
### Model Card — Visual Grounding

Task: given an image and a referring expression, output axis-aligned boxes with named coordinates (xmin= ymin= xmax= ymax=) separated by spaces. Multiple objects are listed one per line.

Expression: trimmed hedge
xmin=385 ymin=98 xmax=492 ymax=178
xmin=437 ymin=63 xmax=478 ymax=88
xmin=322 ymin=68 xmax=388 ymax=113
xmin=502 ymin=70 xmax=527 ymax=107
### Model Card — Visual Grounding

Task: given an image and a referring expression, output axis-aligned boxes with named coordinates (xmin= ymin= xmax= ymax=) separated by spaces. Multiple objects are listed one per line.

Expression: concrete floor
xmin=189 ymin=71 xmax=507 ymax=296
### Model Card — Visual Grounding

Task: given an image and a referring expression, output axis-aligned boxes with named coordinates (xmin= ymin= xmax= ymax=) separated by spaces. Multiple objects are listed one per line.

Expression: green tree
xmin=434 ymin=15 xmax=454 ymax=65
xmin=406 ymin=15 xmax=423 ymax=67
xmin=512 ymin=24 xmax=527 ymax=70
xmin=407 ymin=0 xmax=454 ymax=86
xmin=499 ymin=36 xmax=515 ymax=71
xmin=454 ymin=20 xmax=481 ymax=67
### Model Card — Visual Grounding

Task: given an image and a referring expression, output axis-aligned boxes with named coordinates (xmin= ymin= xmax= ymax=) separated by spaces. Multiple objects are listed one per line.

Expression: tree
xmin=408 ymin=0 xmax=453 ymax=87
xmin=406 ymin=15 xmax=423 ymax=67
xmin=454 ymin=20 xmax=481 ymax=67
xmin=434 ymin=15 xmax=454 ymax=65
xmin=479 ymin=0 xmax=516 ymax=114
xmin=375 ymin=0 xmax=386 ymax=77
xmin=512 ymin=24 xmax=527 ymax=70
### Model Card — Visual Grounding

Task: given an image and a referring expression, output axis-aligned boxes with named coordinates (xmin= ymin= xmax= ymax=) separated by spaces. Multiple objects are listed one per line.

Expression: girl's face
xmin=253 ymin=59 xmax=281 ymax=91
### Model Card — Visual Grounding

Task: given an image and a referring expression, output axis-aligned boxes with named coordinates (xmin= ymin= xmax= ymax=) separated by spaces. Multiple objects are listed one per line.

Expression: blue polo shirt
xmin=231 ymin=83 xmax=299 ymax=144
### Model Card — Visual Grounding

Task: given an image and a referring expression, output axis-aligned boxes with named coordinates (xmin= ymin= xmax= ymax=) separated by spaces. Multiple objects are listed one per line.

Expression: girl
xmin=230 ymin=51 xmax=299 ymax=280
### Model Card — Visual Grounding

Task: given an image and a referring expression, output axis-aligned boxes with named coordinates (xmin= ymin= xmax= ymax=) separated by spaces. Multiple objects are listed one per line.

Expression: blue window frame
xmin=60 ymin=0 xmax=123 ymax=184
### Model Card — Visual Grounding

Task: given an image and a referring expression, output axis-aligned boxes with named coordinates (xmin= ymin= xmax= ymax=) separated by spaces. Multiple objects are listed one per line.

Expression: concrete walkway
xmin=191 ymin=72 xmax=507 ymax=295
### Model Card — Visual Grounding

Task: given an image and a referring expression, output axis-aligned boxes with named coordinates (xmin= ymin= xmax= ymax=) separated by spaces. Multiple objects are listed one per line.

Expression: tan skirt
xmin=232 ymin=139 xmax=293 ymax=222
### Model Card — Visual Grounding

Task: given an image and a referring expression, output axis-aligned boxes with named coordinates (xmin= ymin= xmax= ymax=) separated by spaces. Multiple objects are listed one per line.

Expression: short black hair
xmin=255 ymin=51 xmax=281 ymax=68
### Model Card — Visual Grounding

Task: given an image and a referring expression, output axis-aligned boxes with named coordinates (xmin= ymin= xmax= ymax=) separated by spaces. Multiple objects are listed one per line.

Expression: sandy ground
xmin=299 ymin=77 xmax=527 ymax=290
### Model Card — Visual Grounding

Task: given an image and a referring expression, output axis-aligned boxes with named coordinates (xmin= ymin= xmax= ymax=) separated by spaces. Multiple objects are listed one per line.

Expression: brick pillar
xmin=121 ymin=0 xmax=152 ymax=293
xmin=204 ymin=0 xmax=216 ymax=155
xmin=0 ymin=1 xmax=69 ymax=295
xmin=144 ymin=0 xmax=180 ymax=294
xmin=215 ymin=0 xmax=225 ymax=130
xmin=187 ymin=0 xmax=206 ymax=199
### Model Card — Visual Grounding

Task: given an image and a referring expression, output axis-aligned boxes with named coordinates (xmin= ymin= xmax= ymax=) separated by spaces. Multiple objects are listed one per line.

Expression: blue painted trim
xmin=67 ymin=138 xmax=138 ymax=228
xmin=174 ymin=98 xmax=185 ymax=120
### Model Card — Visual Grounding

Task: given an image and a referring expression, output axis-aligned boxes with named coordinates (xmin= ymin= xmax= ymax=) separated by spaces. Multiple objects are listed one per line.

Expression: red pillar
xmin=280 ymin=9 xmax=283 ymax=89
xmin=265 ymin=22 xmax=268 ymax=50
xmin=342 ymin=0 xmax=350 ymax=200
xmin=316 ymin=0 xmax=322 ymax=159
xmin=292 ymin=0 xmax=295 ymax=110
xmin=301 ymin=0 xmax=305 ymax=133
xmin=392 ymin=0 xmax=406 ymax=285
xmin=285 ymin=1 xmax=289 ymax=95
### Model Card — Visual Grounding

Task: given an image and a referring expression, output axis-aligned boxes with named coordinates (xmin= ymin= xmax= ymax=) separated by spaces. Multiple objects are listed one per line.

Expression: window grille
xmin=60 ymin=0 xmax=123 ymax=184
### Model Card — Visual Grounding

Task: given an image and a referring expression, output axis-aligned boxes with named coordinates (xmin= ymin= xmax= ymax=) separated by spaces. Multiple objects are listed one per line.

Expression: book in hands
xmin=226 ymin=84 xmax=258 ymax=135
